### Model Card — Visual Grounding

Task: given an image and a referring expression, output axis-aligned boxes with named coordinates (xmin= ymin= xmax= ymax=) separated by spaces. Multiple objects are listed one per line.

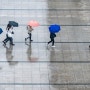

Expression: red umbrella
xmin=27 ymin=20 xmax=39 ymax=27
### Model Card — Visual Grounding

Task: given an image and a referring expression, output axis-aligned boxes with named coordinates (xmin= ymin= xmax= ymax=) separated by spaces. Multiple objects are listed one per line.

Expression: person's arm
xmin=54 ymin=33 xmax=56 ymax=37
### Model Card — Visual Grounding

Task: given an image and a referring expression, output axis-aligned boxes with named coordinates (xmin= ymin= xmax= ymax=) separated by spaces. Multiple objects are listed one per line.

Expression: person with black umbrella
xmin=2 ymin=24 xmax=15 ymax=46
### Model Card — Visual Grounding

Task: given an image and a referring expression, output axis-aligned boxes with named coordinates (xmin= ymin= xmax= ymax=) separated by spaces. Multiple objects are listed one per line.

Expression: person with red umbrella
xmin=25 ymin=25 xmax=33 ymax=42
xmin=25 ymin=20 xmax=39 ymax=43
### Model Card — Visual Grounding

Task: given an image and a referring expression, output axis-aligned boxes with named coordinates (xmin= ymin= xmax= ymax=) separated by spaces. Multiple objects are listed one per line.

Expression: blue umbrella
xmin=0 ymin=28 xmax=3 ymax=34
xmin=49 ymin=24 xmax=61 ymax=33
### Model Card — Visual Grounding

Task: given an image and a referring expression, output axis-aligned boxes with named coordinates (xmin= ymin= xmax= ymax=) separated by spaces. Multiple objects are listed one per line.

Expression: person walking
xmin=25 ymin=25 xmax=33 ymax=42
xmin=47 ymin=32 xmax=56 ymax=47
xmin=3 ymin=24 xmax=11 ymax=45
xmin=3 ymin=25 xmax=15 ymax=46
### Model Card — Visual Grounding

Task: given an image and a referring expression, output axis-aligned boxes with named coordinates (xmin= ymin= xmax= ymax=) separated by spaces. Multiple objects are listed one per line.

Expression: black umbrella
xmin=9 ymin=21 xmax=19 ymax=27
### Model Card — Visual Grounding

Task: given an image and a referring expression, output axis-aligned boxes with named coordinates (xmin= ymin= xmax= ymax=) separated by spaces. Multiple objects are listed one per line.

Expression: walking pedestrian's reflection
xmin=4 ymin=44 xmax=18 ymax=66
xmin=26 ymin=43 xmax=32 ymax=61
xmin=50 ymin=48 xmax=56 ymax=61
xmin=25 ymin=42 xmax=38 ymax=62
xmin=49 ymin=48 xmax=60 ymax=89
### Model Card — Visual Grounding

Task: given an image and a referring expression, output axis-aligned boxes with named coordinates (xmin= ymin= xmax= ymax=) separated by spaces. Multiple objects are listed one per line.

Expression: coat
xmin=50 ymin=33 xmax=56 ymax=39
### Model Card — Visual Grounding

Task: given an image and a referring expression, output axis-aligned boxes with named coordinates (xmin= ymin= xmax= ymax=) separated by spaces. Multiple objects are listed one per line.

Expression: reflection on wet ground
xmin=0 ymin=0 xmax=90 ymax=90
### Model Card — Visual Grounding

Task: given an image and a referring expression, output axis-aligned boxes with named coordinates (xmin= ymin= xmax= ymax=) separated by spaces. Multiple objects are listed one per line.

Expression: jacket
xmin=50 ymin=33 xmax=56 ymax=38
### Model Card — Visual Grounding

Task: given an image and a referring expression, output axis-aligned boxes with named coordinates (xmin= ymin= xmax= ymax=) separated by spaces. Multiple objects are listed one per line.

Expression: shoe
xmin=29 ymin=40 xmax=33 ymax=42
xmin=2 ymin=41 xmax=6 ymax=45
xmin=30 ymin=40 xmax=33 ymax=41
xmin=52 ymin=45 xmax=55 ymax=47
xmin=11 ymin=43 xmax=15 ymax=46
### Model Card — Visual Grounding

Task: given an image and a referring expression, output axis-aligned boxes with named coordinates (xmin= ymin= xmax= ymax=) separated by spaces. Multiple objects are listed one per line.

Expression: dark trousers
xmin=3 ymin=35 xmax=14 ymax=44
xmin=26 ymin=33 xmax=32 ymax=41
xmin=9 ymin=37 xmax=13 ymax=44
xmin=48 ymin=38 xmax=54 ymax=46
xmin=3 ymin=34 xmax=9 ymax=43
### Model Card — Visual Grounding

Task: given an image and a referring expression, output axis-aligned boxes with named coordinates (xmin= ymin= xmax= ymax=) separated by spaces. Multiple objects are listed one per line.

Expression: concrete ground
xmin=0 ymin=0 xmax=90 ymax=90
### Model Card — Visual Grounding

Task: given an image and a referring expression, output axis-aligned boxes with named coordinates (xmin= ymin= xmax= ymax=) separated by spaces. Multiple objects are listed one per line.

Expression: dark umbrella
xmin=49 ymin=24 xmax=61 ymax=33
xmin=0 ymin=28 xmax=3 ymax=34
xmin=9 ymin=21 xmax=19 ymax=27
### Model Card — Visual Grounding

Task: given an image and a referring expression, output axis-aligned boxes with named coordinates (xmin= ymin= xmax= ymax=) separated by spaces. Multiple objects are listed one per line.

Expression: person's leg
xmin=10 ymin=37 xmax=15 ymax=45
xmin=3 ymin=34 xmax=8 ymax=42
xmin=25 ymin=37 xmax=29 ymax=41
xmin=29 ymin=33 xmax=31 ymax=41
xmin=29 ymin=33 xmax=33 ymax=41
xmin=3 ymin=38 xmax=8 ymax=43
xmin=51 ymin=38 xmax=55 ymax=47
xmin=48 ymin=38 xmax=52 ymax=44
xmin=25 ymin=33 xmax=32 ymax=41
xmin=3 ymin=35 xmax=10 ymax=45
xmin=52 ymin=38 xmax=54 ymax=46
xmin=3 ymin=40 xmax=6 ymax=45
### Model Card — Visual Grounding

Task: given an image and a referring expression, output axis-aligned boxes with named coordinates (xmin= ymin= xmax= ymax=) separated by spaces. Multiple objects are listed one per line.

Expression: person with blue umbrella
xmin=47 ymin=24 xmax=61 ymax=47
xmin=47 ymin=32 xmax=56 ymax=47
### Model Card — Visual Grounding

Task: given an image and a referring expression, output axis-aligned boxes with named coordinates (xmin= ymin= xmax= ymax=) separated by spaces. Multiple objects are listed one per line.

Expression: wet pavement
xmin=0 ymin=0 xmax=90 ymax=90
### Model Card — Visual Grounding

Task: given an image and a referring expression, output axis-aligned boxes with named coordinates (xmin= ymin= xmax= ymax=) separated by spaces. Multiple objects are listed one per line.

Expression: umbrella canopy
xmin=28 ymin=20 xmax=39 ymax=27
xmin=0 ymin=28 xmax=3 ymax=34
xmin=9 ymin=21 xmax=19 ymax=27
xmin=49 ymin=24 xmax=61 ymax=33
